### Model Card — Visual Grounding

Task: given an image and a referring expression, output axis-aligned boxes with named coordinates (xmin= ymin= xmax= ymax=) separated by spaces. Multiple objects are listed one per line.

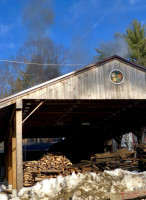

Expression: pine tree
xmin=94 ymin=20 xmax=146 ymax=67
xmin=125 ymin=19 xmax=146 ymax=66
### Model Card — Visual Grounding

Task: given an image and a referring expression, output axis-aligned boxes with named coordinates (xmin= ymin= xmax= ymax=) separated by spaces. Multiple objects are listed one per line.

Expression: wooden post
xmin=4 ymin=106 xmax=15 ymax=189
xmin=16 ymin=105 xmax=23 ymax=192
xmin=12 ymin=100 xmax=23 ymax=194
xmin=8 ymin=126 xmax=12 ymax=189
xmin=12 ymin=116 xmax=17 ymax=195
xmin=4 ymin=139 xmax=8 ymax=184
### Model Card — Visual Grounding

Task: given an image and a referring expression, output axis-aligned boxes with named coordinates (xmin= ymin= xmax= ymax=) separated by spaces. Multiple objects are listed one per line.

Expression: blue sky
xmin=0 ymin=0 xmax=145 ymax=65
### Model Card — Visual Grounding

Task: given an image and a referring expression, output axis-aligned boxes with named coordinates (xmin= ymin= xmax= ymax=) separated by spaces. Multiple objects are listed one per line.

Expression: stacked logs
xmin=23 ymin=153 xmax=72 ymax=187
xmin=23 ymin=149 xmax=139 ymax=187
xmin=23 ymin=161 xmax=38 ymax=186
xmin=135 ymin=145 xmax=146 ymax=171
xmin=38 ymin=153 xmax=72 ymax=171
xmin=23 ymin=155 xmax=104 ymax=187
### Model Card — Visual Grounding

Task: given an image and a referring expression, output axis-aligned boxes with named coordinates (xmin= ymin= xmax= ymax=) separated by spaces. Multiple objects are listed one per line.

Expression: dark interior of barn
xmin=20 ymin=99 xmax=146 ymax=163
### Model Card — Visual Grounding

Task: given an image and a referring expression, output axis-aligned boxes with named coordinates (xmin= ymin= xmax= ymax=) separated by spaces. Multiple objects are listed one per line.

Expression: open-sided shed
xmin=0 ymin=55 xmax=145 ymax=193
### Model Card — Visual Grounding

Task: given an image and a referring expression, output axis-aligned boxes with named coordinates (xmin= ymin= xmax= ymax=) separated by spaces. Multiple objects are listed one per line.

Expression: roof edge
xmin=101 ymin=55 xmax=146 ymax=71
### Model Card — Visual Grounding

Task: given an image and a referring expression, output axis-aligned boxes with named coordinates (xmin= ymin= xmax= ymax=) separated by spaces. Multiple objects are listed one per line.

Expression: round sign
xmin=109 ymin=69 xmax=124 ymax=84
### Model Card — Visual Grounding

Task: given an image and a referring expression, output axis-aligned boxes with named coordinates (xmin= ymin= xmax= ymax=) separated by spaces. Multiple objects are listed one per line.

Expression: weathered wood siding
xmin=0 ymin=60 xmax=146 ymax=108
xmin=18 ymin=60 xmax=146 ymax=99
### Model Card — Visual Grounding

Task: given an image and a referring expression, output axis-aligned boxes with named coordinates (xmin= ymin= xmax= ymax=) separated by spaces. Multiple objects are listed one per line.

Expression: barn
xmin=0 ymin=55 xmax=145 ymax=194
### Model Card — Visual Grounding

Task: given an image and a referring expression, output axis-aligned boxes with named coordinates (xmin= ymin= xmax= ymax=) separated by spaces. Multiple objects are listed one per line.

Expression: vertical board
xmin=16 ymin=109 xmax=23 ymax=192
xmin=12 ymin=116 xmax=16 ymax=192
xmin=8 ymin=127 xmax=12 ymax=188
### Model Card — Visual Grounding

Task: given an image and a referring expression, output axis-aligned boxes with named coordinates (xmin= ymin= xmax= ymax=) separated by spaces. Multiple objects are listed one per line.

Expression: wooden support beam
xmin=4 ymin=139 xmax=8 ymax=184
xmin=4 ymin=105 xmax=15 ymax=186
xmin=12 ymin=116 xmax=17 ymax=195
xmin=16 ymin=108 xmax=23 ymax=192
xmin=12 ymin=100 xmax=23 ymax=194
xmin=8 ymin=126 xmax=12 ymax=189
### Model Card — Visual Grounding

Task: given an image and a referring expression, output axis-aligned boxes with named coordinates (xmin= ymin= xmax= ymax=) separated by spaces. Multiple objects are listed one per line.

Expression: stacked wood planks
xmin=136 ymin=144 xmax=146 ymax=171
xmin=103 ymin=158 xmax=139 ymax=171
xmin=90 ymin=148 xmax=139 ymax=171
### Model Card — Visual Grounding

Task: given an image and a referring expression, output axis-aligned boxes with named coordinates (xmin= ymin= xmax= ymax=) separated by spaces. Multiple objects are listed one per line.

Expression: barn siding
xmin=25 ymin=60 xmax=145 ymax=100
xmin=32 ymin=60 xmax=145 ymax=100
xmin=0 ymin=59 xmax=145 ymax=109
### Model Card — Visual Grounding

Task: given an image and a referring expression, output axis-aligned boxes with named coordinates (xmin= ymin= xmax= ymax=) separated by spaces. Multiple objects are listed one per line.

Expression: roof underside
xmin=22 ymin=99 xmax=146 ymax=138
xmin=0 ymin=99 xmax=145 ymax=142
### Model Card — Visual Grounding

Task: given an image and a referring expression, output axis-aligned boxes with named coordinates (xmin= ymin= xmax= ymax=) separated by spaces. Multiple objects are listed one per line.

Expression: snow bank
xmin=0 ymin=183 xmax=8 ymax=200
xmin=0 ymin=193 xmax=8 ymax=200
xmin=10 ymin=197 xmax=20 ymax=200
xmin=17 ymin=169 xmax=146 ymax=200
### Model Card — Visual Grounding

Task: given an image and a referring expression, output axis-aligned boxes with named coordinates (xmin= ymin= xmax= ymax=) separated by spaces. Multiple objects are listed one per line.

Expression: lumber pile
xmin=91 ymin=148 xmax=136 ymax=162
xmin=90 ymin=148 xmax=139 ymax=171
xmin=23 ymin=149 xmax=140 ymax=187
xmin=23 ymin=153 xmax=72 ymax=187
xmin=65 ymin=149 xmax=138 ymax=174
xmin=23 ymin=155 xmax=104 ymax=187
xmin=104 ymin=158 xmax=139 ymax=171
xmin=135 ymin=145 xmax=146 ymax=171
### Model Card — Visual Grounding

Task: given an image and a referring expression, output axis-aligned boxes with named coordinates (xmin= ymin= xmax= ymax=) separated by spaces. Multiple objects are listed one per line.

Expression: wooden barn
xmin=0 ymin=55 xmax=145 ymax=194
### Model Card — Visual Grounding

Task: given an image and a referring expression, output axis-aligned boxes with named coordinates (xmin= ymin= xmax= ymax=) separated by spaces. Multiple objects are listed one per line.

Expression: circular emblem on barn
xmin=109 ymin=69 xmax=124 ymax=84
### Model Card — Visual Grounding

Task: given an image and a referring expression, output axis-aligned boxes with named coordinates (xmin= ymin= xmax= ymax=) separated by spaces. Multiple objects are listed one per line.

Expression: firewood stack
xmin=23 ymin=161 xmax=38 ymax=187
xmin=38 ymin=153 xmax=72 ymax=171
xmin=23 ymin=149 xmax=140 ymax=187
xmin=135 ymin=145 xmax=146 ymax=171
xmin=23 ymin=153 xmax=72 ymax=187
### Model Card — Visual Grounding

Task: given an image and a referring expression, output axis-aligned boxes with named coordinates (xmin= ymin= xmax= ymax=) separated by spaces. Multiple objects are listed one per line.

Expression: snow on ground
xmin=8 ymin=169 xmax=146 ymax=200
xmin=0 ymin=183 xmax=8 ymax=200
xmin=0 ymin=193 xmax=8 ymax=200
